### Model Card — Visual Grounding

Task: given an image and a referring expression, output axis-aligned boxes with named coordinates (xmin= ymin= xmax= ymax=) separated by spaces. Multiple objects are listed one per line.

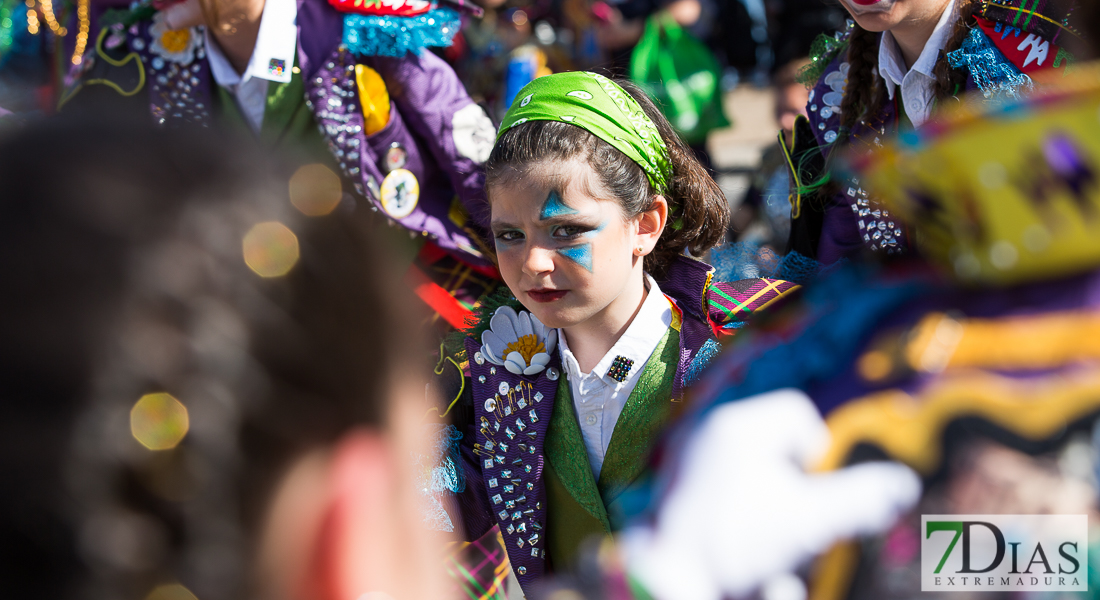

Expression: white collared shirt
xmin=877 ymin=0 xmax=957 ymax=129
xmin=558 ymin=275 xmax=673 ymax=481
xmin=204 ymin=0 xmax=298 ymax=133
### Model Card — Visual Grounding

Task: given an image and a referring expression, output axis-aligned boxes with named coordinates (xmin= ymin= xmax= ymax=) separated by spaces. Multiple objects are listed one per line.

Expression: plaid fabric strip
xmin=412 ymin=241 xmax=501 ymax=332
xmin=979 ymin=0 xmax=1082 ymax=42
xmin=707 ymin=279 xmax=800 ymax=327
xmin=444 ymin=525 xmax=511 ymax=600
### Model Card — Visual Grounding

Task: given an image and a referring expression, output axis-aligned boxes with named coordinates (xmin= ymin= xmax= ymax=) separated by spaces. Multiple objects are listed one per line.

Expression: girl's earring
xmin=636 ymin=246 xmax=645 ymax=255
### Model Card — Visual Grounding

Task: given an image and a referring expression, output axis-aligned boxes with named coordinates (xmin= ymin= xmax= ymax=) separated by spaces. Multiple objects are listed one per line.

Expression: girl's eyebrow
xmin=490 ymin=220 xmax=521 ymax=231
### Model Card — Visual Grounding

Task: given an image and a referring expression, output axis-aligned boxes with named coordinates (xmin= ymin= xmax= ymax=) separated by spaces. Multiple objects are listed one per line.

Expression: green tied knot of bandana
xmin=497 ymin=71 xmax=674 ymax=194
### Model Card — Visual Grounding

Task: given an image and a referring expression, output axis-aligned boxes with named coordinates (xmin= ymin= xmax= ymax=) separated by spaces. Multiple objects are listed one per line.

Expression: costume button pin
xmin=499 ymin=382 xmax=510 ymax=395
xmin=379 ymin=168 xmax=419 ymax=219
xmin=384 ymin=142 xmax=407 ymax=172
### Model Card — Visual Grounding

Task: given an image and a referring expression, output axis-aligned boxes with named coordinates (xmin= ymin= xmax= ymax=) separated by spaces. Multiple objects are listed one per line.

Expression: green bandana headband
xmin=497 ymin=71 xmax=673 ymax=194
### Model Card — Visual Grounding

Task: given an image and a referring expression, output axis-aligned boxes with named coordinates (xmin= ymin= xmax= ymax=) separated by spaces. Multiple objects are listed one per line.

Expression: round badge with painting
xmin=380 ymin=168 xmax=420 ymax=219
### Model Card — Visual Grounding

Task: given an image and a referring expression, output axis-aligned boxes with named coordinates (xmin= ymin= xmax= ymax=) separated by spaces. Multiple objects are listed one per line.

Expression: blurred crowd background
xmin=0 ymin=0 xmax=845 ymax=249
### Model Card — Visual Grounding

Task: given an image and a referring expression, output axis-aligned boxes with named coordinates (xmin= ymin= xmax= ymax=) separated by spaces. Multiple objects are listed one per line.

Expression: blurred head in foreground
xmin=0 ymin=116 xmax=452 ymax=600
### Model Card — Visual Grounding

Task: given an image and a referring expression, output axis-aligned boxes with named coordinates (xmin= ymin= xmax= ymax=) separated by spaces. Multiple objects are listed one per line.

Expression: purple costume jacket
xmin=63 ymin=0 xmax=495 ymax=266
xmin=434 ymin=256 xmax=800 ymax=592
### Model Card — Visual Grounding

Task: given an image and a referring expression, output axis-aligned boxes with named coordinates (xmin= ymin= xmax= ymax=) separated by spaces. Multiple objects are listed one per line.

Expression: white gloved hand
xmin=622 ymin=389 xmax=921 ymax=600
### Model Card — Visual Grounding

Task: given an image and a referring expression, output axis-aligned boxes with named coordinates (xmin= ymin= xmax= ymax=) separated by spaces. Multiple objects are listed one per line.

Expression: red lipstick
xmin=528 ymin=288 xmax=567 ymax=303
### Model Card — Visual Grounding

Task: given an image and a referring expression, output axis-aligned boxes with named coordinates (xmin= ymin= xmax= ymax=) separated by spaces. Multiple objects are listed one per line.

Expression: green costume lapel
xmin=260 ymin=65 xmax=316 ymax=146
xmin=214 ymin=83 xmax=250 ymax=131
xmin=598 ymin=326 xmax=678 ymax=522
xmin=210 ymin=54 xmax=328 ymax=156
xmin=545 ymin=374 xmax=610 ymax=522
xmin=543 ymin=326 xmax=679 ymax=567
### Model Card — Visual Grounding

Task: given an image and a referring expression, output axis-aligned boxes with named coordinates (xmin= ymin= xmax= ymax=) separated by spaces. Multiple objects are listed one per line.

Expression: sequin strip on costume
xmin=466 ymin=326 xmax=560 ymax=587
xmin=304 ymin=47 xmax=370 ymax=188
xmin=126 ymin=15 xmax=212 ymax=127
xmin=805 ymin=53 xmax=907 ymax=255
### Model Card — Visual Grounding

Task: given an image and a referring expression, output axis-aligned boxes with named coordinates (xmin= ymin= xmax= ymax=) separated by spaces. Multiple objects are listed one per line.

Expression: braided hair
xmin=838 ymin=0 xmax=981 ymax=136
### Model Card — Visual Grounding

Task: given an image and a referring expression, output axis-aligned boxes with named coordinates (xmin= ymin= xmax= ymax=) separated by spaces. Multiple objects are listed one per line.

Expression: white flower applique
xmin=480 ymin=306 xmax=557 ymax=376
xmin=149 ymin=11 xmax=201 ymax=65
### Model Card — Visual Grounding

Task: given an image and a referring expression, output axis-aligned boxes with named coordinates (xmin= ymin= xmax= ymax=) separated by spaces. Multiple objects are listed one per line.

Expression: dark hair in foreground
xmin=0 ymin=115 xmax=424 ymax=599
xmin=484 ymin=79 xmax=730 ymax=279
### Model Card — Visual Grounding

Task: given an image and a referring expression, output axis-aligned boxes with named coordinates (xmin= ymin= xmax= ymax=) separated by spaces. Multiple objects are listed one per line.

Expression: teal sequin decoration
xmin=343 ymin=7 xmax=460 ymax=57
xmin=709 ymin=241 xmax=823 ymax=285
xmin=684 ymin=338 xmax=721 ymax=388
xmin=947 ymin=27 xmax=1033 ymax=100
xmin=415 ymin=423 xmax=466 ymax=532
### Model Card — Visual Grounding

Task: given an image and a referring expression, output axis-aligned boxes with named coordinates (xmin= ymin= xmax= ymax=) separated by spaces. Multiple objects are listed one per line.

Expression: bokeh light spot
xmin=289 ymin=164 xmax=343 ymax=216
xmin=857 ymin=350 xmax=891 ymax=382
xmin=242 ymin=221 xmax=300 ymax=278
xmin=145 ymin=583 xmax=199 ymax=600
xmin=131 ymin=393 xmax=189 ymax=451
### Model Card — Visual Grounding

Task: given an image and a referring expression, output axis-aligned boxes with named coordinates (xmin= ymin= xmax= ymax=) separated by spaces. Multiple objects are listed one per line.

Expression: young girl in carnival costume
xmin=430 ymin=71 xmax=801 ymax=594
xmin=786 ymin=0 xmax=1085 ymax=265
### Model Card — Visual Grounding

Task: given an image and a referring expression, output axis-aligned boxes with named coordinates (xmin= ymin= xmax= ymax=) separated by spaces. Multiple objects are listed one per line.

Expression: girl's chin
xmin=523 ymin=304 xmax=579 ymax=331
xmin=841 ymin=0 xmax=897 ymax=17
xmin=526 ymin=309 xmax=570 ymax=331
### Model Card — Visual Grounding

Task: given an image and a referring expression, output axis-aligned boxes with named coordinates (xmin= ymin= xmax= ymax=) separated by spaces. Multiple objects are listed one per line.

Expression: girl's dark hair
xmin=484 ymin=79 xmax=729 ymax=279
xmin=839 ymin=0 xmax=980 ymax=134
xmin=0 ymin=115 xmax=424 ymax=599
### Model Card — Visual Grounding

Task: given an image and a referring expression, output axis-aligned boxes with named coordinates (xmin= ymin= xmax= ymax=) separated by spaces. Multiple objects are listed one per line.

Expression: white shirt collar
xmin=878 ymin=0 xmax=957 ymax=100
xmin=204 ymin=0 xmax=298 ymax=87
xmin=559 ymin=275 xmax=673 ymax=388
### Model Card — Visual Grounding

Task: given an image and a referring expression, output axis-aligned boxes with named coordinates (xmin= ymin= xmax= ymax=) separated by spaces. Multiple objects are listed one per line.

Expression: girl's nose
xmin=521 ymin=245 xmax=555 ymax=277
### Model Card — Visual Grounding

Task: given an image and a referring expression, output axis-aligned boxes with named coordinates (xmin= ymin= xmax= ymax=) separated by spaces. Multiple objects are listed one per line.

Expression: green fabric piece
xmin=260 ymin=67 xmax=326 ymax=156
xmin=543 ymin=326 xmax=678 ymax=567
xmin=629 ymin=14 xmax=730 ymax=145
xmin=599 ymin=327 xmax=677 ymax=529
xmin=544 ymin=458 xmax=612 ymax=571
xmin=497 ymin=71 xmax=672 ymax=194
xmin=210 ymin=56 xmax=329 ymax=161
xmin=797 ymin=30 xmax=851 ymax=88
xmin=545 ymin=375 xmax=610 ymax=533
xmin=214 ymin=83 xmax=250 ymax=132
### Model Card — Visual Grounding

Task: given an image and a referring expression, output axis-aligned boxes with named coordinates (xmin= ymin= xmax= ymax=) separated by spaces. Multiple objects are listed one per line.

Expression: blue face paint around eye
xmin=539 ymin=191 xmax=578 ymax=220
xmin=557 ymin=243 xmax=593 ymax=272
